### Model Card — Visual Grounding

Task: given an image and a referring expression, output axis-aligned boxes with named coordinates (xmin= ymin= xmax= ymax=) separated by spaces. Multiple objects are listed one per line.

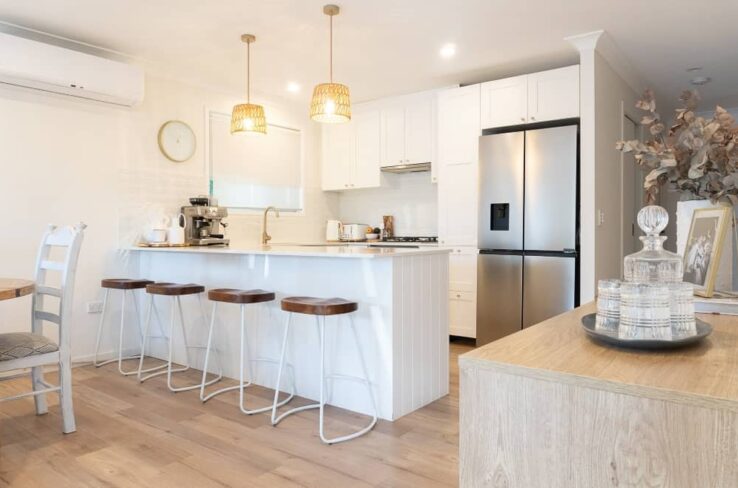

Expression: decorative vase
xmin=676 ymin=199 xmax=736 ymax=292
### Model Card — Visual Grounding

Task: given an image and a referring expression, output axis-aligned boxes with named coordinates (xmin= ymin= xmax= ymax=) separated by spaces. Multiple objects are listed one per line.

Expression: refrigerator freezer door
xmin=478 ymin=132 xmax=524 ymax=250
xmin=524 ymin=125 xmax=577 ymax=251
xmin=476 ymin=253 xmax=523 ymax=346
xmin=522 ymin=255 xmax=575 ymax=328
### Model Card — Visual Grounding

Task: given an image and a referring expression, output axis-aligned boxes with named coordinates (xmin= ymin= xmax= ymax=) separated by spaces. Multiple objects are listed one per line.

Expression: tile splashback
xmin=337 ymin=172 xmax=438 ymax=236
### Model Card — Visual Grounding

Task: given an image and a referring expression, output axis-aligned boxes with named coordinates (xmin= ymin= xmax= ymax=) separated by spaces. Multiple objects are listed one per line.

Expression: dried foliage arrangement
xmin=616 ymin=89 xmax=738 ymax=204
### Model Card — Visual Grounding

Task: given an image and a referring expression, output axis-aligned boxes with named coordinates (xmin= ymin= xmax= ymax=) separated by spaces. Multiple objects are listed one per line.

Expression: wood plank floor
xmin=0 ymin=341 xmax=473 ymax=487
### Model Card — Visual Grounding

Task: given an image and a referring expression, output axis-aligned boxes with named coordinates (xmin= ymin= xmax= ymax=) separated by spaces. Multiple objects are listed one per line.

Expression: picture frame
xmin=682 ymin=206 xmax=732 ymax=297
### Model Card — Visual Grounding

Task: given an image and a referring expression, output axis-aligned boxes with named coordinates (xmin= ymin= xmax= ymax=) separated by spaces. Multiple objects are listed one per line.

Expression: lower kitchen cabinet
xmin=449 ymin=247 xmax=477 ymax=338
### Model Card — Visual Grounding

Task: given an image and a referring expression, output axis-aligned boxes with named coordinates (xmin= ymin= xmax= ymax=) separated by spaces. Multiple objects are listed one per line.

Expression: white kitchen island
xmin=127 ymin=244 xmax=450 ymax=420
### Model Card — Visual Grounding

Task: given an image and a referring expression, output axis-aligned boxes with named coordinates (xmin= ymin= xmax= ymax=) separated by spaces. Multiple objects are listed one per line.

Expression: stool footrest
xmin=324 ymin=373 xmax=372 ymax=386
xmin=272 ymin=402 xmax=320 ymax=425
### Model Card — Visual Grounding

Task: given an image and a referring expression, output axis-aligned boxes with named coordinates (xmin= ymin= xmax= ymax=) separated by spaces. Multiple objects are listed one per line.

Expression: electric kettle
xmin=326 ymin=220 xmax=342 ymax=242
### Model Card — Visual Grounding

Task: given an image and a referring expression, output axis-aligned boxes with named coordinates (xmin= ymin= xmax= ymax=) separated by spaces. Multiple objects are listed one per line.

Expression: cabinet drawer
xmin=449 ymin=290 xmax=476 ymax=338
xmin=449 ymin=248 xmax=478 ymax=292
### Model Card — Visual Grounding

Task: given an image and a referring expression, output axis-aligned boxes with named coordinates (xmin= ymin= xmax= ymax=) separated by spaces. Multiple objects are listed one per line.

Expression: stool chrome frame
xmin=271 ymin=312 xmax=378 ymax=444
xmin=137 ymin=292 xmax=223 ymax=393
xmin=93 ymin=287 xmax=145 ymax=376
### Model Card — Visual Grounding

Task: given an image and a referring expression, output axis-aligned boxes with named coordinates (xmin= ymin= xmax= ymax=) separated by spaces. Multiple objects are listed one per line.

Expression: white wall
xmin=0 ymin=75 xmax=336 ymax=361
xmin=593 ymin=51 xmax=640 ymax=284
xmin=336 ymin=172 xmax=437 ymax=236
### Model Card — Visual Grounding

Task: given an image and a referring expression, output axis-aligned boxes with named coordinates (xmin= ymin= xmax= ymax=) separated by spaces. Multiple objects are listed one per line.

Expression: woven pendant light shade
xmin=310 ymin=82 xmax=351 ymax=123
xmin=231 ymin=34 xmax=266 ymax=135
xmin=231 ymin=103 xmax=267 ymax=134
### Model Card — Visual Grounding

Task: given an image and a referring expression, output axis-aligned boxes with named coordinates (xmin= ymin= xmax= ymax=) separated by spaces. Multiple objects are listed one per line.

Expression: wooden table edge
xmin=0 ymin=279 xmax=35 ymax=301
xmin=459 ymin=354 xmax=738 ymax=414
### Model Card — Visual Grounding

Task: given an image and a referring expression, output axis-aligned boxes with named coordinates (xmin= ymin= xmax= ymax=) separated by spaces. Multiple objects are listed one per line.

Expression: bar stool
xmin=200 ymin=289 xmax=295 ymax=414
xmin=93 ymin=279 xmax=153 ymax=375
xmin=271 ymin=296 xmax=378 ymax=445
xmin=137 ymin=282 xmax=222 ymax=392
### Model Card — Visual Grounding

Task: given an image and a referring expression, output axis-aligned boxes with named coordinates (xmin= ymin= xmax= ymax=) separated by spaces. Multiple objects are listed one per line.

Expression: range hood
xmin=380 ymin=162 xmax=431 ymax=173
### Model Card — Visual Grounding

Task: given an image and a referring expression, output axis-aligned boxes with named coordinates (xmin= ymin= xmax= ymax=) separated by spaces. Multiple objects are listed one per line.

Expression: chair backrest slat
xmin=40 ymin=260 xmax=65 ymax=272
xmin=32 ymin=223 xmax=86 ymax=357
xmin=34 ymin=310 xmax=61 ymax=325
xmin=35 ymin=285 xmax=61 ymax=298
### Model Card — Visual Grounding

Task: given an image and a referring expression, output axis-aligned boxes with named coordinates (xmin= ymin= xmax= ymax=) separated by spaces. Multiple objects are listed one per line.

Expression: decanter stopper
xmin=637 ymin=205 xmax=669 ymax=236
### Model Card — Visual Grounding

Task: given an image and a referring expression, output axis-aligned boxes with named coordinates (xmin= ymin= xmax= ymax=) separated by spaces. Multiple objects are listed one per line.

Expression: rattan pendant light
xmin=310 ymin=4 xmax=351 ymax=123
xmin=231 ymin=34 xmax=266 ymax=134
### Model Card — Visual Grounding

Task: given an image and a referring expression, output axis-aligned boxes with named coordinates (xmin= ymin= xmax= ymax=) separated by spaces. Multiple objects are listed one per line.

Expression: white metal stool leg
xmin=201 ymin=302 xmax=294 ymax=413
xmin=94 ymin=288 xmax=144 ymax=374
xmin=318 ymin=314 xmax=378 ymax=444
xmin=93 ymin=288 xmax=111 ymax=367
xmin=138 ymin=294 xmax=180 ymax=382
xmin=271 ymin=311 xmax=378 ymax=444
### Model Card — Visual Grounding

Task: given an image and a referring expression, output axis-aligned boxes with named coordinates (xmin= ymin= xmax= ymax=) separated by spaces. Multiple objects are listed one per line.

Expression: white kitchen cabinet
xmin=321 ymin=121 xmax=354 ymax=191
xmin=448 ymin=247 xmax=477 ymax=338
xmin=404 ymin=97 xmax=434 ymax=165
xmin=480 ymin=65 xmax=579 ymax=129
xmin=437 ymin=84 xmax=481 ymax=166
xmin=353 ymin=109 xmax=382 ymax=189
xmin=380 ymin=93 xmax=435 ymax=168
xmin=380 ymin=105 xmax=406 ymax=167
xmin=527 ymin=65 xmax=579 ymax=123
xmin=438 ymin=161 xmax=478 ymax=247
xmin=321 ymin=106 xmax=381 ymax=191
xmin=480 ymin=75 xmax=528 ymax=129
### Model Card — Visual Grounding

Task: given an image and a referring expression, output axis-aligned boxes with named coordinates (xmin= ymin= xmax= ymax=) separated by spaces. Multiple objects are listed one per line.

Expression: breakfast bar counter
xmin=127 ymin=244 xmax=451 ymax=421
xmin=459 ymin=303 xmax=738 ymax=487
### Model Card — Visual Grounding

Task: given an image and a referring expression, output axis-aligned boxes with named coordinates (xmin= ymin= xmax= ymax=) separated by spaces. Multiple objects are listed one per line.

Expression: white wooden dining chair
xmin=0 ymin=223 xmax=86 ymax=434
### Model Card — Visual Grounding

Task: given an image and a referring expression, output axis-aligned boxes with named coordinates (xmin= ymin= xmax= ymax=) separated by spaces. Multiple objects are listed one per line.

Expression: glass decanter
xmin=623 ymin=205 xmax=683 ymax=283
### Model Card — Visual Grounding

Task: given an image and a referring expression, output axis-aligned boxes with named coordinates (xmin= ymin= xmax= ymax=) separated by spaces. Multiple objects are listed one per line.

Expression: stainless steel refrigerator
xmin=477 ymin=125 xmax=579 ymax=346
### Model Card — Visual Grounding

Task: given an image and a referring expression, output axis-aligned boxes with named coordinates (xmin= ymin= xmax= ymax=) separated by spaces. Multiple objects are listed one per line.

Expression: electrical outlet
xmin=597 ymin=209 xmax=605 ymax=226
xmin=86 ymin=301 xmax=104 ymax=313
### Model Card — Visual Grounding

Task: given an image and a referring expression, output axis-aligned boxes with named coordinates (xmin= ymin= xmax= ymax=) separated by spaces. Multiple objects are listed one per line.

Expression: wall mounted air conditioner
xmin=0 ymin=31 xmax=144 ymax=106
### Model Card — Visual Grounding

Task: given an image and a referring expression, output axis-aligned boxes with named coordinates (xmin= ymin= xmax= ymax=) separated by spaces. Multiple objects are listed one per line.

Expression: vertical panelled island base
xmin=459 ymin=303 xmax=738 ymax=487
xmin=128 ymin=245 xmax=450 ymax=420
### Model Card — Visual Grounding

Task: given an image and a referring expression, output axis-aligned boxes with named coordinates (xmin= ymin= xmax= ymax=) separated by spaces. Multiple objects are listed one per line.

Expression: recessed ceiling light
xmin=439 ymin=43 xmax=456 ymax=59
xmin=690 ymin=76 xmax=712 ymax=86
xmin=286 ymin=82 xmax=301 ymax=93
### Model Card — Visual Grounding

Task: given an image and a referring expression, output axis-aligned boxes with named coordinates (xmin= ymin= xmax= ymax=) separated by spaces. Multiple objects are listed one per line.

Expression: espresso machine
xmin=181 ymin=197 xmax=230 ymax=246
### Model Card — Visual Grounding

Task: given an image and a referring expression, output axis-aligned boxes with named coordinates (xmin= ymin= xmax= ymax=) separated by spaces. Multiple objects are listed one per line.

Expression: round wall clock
xmin=157 ymin=120 xmax=196 ymax=162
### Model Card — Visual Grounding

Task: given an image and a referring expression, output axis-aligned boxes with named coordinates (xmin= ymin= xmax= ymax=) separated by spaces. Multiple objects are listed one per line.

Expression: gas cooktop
xmin=382 ymin=236 xmax=438 ymax=243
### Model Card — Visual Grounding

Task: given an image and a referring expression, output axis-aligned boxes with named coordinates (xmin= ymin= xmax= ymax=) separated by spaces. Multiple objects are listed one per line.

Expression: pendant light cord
xmin=246 ymin=40 xmax=251 ymax=103
xmin=329 ymin=13 xmax=333 ymax=83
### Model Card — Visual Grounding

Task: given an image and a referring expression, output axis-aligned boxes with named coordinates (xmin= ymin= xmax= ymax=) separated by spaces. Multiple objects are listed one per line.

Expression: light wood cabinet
xmin=380 ymin=93 xmax=435 ymax=168
xmin=321 ymin=107 xmax=381 ymax=191
xmin=480 ymin=65 xmax=579 ymax=129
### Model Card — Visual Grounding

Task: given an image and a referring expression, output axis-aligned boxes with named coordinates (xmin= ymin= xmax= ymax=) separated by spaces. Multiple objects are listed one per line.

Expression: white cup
xmin=167 ymin=227 xmax=185 ymax=245
xmin=146 ymin=229 xmax=167 ymax=243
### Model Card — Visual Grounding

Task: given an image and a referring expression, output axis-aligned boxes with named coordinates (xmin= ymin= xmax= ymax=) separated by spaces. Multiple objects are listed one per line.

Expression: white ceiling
xmin=2 ymin=0 xmax=738 ymax=109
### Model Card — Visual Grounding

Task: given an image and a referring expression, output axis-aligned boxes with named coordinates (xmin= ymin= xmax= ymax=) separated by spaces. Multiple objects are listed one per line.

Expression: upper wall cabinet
xmin=527 ymin=65 xmax=580 ymax=123
xmin=480 ymin=65 xmax=579 ymax=130
xmin=437 ymin=84 xmax=481 ymax=165
xmin=480 ymin=75 xmax=528 ymax=129
xmin=321 ymin=106 xmax=381 ymax=191
xmin=380 ymin=93 xmax=435 ymax=168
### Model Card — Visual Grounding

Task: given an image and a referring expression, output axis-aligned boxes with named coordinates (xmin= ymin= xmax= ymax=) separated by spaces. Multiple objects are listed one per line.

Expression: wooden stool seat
xmin=145 ymin=283 xmax=205 ymax=296
xmin=101 ymin=278 xmax=154 ymax=290
xmin=281 ymin=297 xmax=358 ymax=316
xmin=208 ymin=289 xmax=275 ymax=304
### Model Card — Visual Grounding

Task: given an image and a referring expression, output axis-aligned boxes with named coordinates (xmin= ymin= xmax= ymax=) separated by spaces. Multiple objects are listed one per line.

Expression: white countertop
xmin=129 ymin=243 xmax=450 ymax=258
